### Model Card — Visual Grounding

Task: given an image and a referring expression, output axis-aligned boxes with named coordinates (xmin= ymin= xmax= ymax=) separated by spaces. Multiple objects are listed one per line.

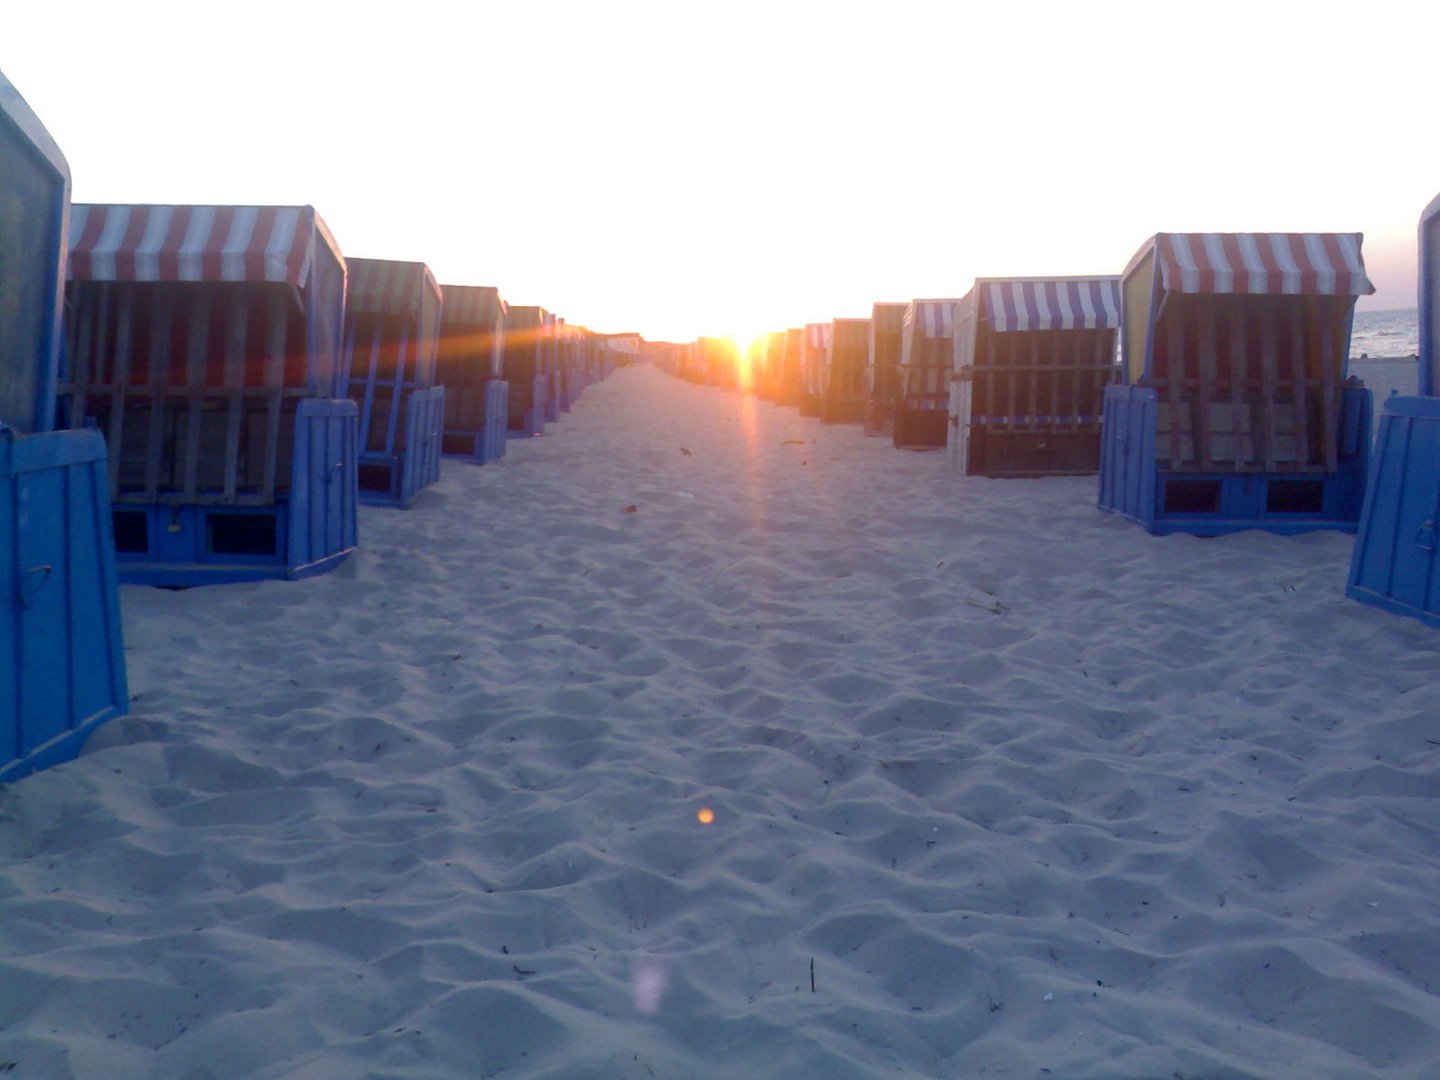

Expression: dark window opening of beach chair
xmin=60 ymin=281 xmax=309 ymax=507
xmin=437 ymin=285 xmax=504 ymax=454
xmin=1150 ymin=292 xmax=1353 ymax=474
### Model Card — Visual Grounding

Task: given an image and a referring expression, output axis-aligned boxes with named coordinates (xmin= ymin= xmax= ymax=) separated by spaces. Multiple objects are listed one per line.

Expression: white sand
xmin=3 ymin=363 xmax=1440 ymax=1079
xmin=1351 ymin=357 xmax=1420 ymax=433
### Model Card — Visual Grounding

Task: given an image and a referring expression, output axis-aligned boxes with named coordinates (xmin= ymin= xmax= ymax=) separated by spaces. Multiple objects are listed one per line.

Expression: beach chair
xmin=566 ymin=326 xmax=597 ymax=404
xmin=1347 ymin=194 xmax=1440 ymax=627
xmin=1098 ymin=233 xmax=1373 ymax=535
xmin=777 ymin=328 xmax=804 ymax=407
xmin=1 ymin=70 xmax=128 ymax=782
xmin=339 ymin=258 xmax=443 ymax=508
xmin=799 ymin=323 xmax=831 ymax=417
xmin=864 ymin=302 xmax=907 ymax=436
xmin=438 ymin=285 xmax=509 ymax=465
xmin=62 ymin=204 xmax=358 ymax=584
xmin=949 ymin=277 xmax=1120 ymax=476
xmin=542 ymin=313 xmax=563 ymax=422
xmin=695 ymin=336 xmax=739 ymax=388
xmin=821 ymin=317 xmax=871 ymax=424
xmin=600 ymin=333 xmax=643 ymax=382
xmin=894 ymin=299 xmax=962 ymax=449
xmin=504 ymin=306 xmax=551 ymax=436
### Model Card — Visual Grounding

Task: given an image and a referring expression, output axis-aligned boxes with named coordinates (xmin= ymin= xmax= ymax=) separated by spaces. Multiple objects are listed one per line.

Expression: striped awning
xmin=441 ymin=284 xmax=504 ymax=327
xmin=69 ymin=204 xmax=322 ymax=286
xmin=347 ymin=257 xmax=441 ymax=317
xmin=805 ymin=323 xmax=833 ymax=349
xmin=982 ymin=278 xmax=1121 ymax=332
xmin=911 ymin=299 xmax=962 ymax=339
xmin=1156 ymin=233 xmax=1374 ymax=296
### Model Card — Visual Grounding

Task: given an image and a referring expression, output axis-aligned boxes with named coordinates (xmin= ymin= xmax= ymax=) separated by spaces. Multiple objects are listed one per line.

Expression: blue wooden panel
xmin=0 ymin=73 xmax=68 ymax=435
xmin=113 ymin=400 xmax=356 ymax=586
xmin=402 ymin=386 xmax=444 ymax=503
xmin=290 ymin=396 xmax=358 ymax=576
xmin=1348 ymin=396 xmax=1440 ymax=627
xmin=485 ymin=380 xmax=509 ymax=463
xmin=2 ymin=428 xmax=127 ymax=782
xmin=507 ymin=372 xmax=548 ymax=439
xmin=1099 ymin=384 xmax=1370 ymax=536
xmin=544 ymin=369 xmax=561 ymax=423
xmin=357 ymin=387 xmax=442 ymax=509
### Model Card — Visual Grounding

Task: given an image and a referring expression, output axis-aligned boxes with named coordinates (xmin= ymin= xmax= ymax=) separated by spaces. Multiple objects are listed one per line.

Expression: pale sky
xmin=8 ymin=0 xmax=1437 ymax=345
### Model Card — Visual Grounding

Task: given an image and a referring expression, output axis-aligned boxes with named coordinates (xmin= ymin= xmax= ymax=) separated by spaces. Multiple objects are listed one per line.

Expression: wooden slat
xmin=180 ymin=289 xmax=210 ymax=500
xmin=107 ymin=290 xmax=134 ymax=498
xmin=1259 ymin=307 xmax=1280 ymax=471
xmin=1226 ymin=305 xmax=1249 ymax=472
xmin=1164 ymin=313 xmax=1186 ymax=468
xmin=140 ymin=290 xmax=174 ymax=498
xmin=221 ymin=290 xmax=250 ymax=501
xmin=261 ymin=289 xmax=287 ymax=501
xmin=1289 ymin=304 xmax=1312 ymax=470
xmin=1195 ymin=305 xmax=1218 ymax=470
xmin=391 ymin=327 xmax=411 ymax=453
xmin=1318 ymin=301 xmax=1338 ymax=471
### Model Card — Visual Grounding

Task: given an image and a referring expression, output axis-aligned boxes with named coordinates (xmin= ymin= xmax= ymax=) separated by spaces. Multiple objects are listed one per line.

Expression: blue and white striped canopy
xmin=981 ymin=277 xmax=1121 ymax=333
xmin=907 ymin=299 xmax=964 ymax=339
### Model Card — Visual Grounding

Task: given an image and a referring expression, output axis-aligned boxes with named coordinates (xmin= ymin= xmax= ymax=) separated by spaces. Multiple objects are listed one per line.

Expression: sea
xmin=1348 ymin=309 xmax=1421 ymax=419
xmin=1350 ymin=307 xmax=1419 ymax=360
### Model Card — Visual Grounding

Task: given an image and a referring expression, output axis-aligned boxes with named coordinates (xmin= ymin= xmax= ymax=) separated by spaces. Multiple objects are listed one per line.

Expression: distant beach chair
xmin=821 ymin=317 xmax=871 ymax=424
xmin=693 ymin=335 xmax=739 ymax=389
xmin=799 ymin=323 xmax=832 ymax=418
xmin=62 ymin=203 xmax=358 ymax=584
xmin=338 ymin=257 xmax=443 ymax=508
xmin=1347 ymin=195 xmax=1440 ymax=627
xmin=542 ymin=312 xmax=563 ymax=423
xmin=949 ymin=276 xmax=1121 ymax=476
xmin=777 ymin=327 xmax=804 ymax=407
xmin=894 ymin=299 xmax=963 ymax=449
xmin=864 ymin=302 xmax=908 ymax=437
xmin=504 ymin=306 xmax=552 ymax=436
xmin=752 ymin=331 xmax=787 ymax=402
xmin=559 ymin=323 xmax=593 ymax=407
xmin=599 ymin=332 xmax=642 ymax=383
xmin=1 ymin=70 xmax=127 ymax=782
xmin=1098 ymin=233 xmax=1373 ymax=535
xmin=438 ymin=285 xmax=509 ymax=465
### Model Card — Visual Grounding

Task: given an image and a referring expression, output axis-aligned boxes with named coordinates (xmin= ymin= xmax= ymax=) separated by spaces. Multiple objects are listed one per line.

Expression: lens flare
xmin=633 ymin=959 xmax=669 ymax=1014
xmin=697 ymin=807 xmax=715 ymax=825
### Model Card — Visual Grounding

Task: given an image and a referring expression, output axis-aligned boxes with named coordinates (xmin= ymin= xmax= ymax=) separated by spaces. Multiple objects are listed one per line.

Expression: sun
xmin=727 ymin=331 xmax=766 ymax=391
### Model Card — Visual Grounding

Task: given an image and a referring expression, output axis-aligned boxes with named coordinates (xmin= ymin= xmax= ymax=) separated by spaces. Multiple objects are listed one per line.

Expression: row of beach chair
xmin=652 ymin=210 xmax=1440 ymax=629
xmin=0 ymin=71 xmax=633 ymax=782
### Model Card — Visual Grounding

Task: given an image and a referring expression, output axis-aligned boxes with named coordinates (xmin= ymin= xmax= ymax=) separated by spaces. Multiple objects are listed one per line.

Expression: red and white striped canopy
xmin=981 ymin=277 xmax=1121 ymax=332
xmin=69 ymin=204 xmax=323 ymax=285
xmin=346 ymin=257 xmax=440 ymax=317
xmin=440 ymin=284 xmax=504 ymax=327
xmin=1155 ymin=233 xmax=1374 ymax=296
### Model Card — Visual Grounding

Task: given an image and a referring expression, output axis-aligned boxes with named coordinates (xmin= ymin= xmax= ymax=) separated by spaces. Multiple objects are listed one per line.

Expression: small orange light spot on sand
xmin=697 ymin=807 xmax=715 ymax=825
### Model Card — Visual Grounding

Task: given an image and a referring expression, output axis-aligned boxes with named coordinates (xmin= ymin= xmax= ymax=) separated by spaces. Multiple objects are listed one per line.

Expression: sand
xmin=2 ymin=363 xmax=1439 ymax=1079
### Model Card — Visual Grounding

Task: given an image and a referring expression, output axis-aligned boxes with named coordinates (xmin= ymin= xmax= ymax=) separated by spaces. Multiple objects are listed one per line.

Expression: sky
xmin=7 ymin=0 xmax=1438 ymax=346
